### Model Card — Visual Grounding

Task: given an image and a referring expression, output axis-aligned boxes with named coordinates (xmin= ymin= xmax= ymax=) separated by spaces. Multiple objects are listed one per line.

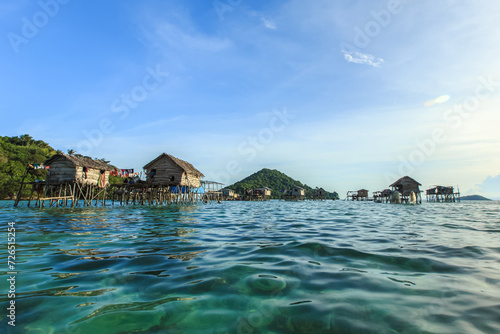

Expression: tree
xmin=19 ymin=134 xmax=33 ymax=146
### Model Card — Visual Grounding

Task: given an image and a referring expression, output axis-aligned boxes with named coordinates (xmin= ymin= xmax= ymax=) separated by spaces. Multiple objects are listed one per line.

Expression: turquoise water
xmin=1 ymin=200 xmax=500 ymax=334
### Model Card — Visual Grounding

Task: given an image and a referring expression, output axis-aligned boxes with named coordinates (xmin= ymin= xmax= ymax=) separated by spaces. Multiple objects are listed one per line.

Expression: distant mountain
xmin=461 ymin=195 xmax=491 ymax=201
xmin=227 ymin=168 xmax=339 ymax=199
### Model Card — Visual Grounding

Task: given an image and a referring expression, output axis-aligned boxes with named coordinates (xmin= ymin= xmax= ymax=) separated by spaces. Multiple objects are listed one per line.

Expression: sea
xmin=1 ymin=200 xmax=499 ymax=334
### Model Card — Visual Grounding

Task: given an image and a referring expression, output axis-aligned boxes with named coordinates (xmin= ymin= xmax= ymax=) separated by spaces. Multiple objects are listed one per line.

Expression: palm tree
xmin=20 ymin=134 xmax=33 ymax=146
xmin=67 ymin=149 xmax=75 ymax=156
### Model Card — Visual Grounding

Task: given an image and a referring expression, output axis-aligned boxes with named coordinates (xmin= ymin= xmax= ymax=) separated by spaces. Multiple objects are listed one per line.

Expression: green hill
xmin=0 ymin=135 xmax=58 ymax=199
xmin=227 ymin=168 xmax=339 ymax=199
xmin=461 ymin=195 xmax=491 ymax=201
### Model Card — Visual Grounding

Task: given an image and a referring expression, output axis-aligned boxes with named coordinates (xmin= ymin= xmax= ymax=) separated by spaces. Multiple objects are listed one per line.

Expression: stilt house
xmin=44 ymin=153 xmax=113 ymax=186
xmin=222 ymin=188 xmax=237 ymax=200
xmin=244 ymin=187 xmax=272 ymax=200
xmin=346 ymin=189 xmax=369 ymax=201
xmin=222 ymin=189 xmax=235 ymax=197
xmin=255 ymin=187 xmax=272 ymax=197
xmin=373 ymin=189 xmax=392 ymax=203
xmin=290 ymin=187 xmax=306 ymax=197
xmin=312 ymin=187 xmax=327 ymax=200
xmin=284 ymin=186 xmax=306 ymax=201
xmin=143 ymin=153 xmax=204 ymax=187
xmin=390 ymin=176 xmax=422 ymax=203
xmin=426 ymin=186 xmax=460 ymax=202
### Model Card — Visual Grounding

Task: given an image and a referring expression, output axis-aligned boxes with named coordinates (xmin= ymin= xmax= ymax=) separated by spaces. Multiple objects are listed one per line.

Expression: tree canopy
xmin=0 ymin=135 xmax=57 ymax=199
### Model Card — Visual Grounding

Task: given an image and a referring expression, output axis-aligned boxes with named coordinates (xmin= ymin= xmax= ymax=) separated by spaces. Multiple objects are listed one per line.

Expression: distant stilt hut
xmin=15 ymin=153 xmax=114 ymax=208
xmin=357 ymin=189 xmax=369 ymax=199
xmin=346 ymin=189 xmax=369 ymax=201
xmin=284 ymin=186 xmax=306 ymax=201
xmin=245 ymin=187 xmax=272 ymax=201
xmin=202 ymin=181 xmax=223 ymax=202
xmin=222 ymin=188 xmax=237 ymax=200
xmin=426 ymin=186 xmax=460 ymax=203
xmin=312 ymin=187 xmax=327 ymax=200
xmin=389 ymin=176 xmax=422 ymax=204
xmin=373 ymin=189 xmax=392 ymax=203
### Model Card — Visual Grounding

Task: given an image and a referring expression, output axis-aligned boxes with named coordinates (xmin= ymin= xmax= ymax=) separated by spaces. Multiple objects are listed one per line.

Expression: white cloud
xmin=474 ymin=174 xmax=500 ymax=199
xmin=247 ymin=10 xmax=277 ymax=30
xmin=342 ymin=50 xmax=384 ymax=67
xmin=261 ymin=17 xmax=277 ymax=30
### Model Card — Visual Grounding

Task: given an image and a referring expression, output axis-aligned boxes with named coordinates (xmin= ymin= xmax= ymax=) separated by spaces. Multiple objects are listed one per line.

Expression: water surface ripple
xmin=1 ymin=200 xmax=500 ymax=333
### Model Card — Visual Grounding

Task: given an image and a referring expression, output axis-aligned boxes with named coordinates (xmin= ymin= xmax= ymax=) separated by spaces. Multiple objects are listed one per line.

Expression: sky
xmin=1 ymin=0 xmax=500 ymax=199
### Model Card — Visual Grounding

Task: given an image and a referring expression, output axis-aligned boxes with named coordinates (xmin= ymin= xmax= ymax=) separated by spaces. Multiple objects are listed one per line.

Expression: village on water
xmin=13 ymin=152 xmax=461 ymax=208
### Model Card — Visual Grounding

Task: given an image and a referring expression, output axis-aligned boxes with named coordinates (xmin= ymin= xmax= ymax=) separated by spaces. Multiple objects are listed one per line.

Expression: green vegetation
xmin=0 ymin=135 xmax=57 ymax=199
xmin=227 ymin=168 xmax=339 ymax=199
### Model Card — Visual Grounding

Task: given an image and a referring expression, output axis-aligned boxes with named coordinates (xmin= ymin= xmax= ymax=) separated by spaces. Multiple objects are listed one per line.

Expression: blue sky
xmin=1 ymin=0 xmax=500 ymax=198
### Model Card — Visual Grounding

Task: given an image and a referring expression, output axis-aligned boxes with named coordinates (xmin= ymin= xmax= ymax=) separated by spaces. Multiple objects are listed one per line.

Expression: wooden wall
xmin=47 ymin=160 xmax=77 ymax=183
xmin=357 ymin=190 xmax=368 ymax=197
xmin=182 ymin=172 xmax=202 ymax=187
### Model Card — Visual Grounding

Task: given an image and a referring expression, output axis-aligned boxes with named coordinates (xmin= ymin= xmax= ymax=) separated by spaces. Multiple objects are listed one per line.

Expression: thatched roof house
xmin=143 ymin=153 xmax=204 ymax=187
xmin=390 ymin=176 xmax=421 ymax=196
xmin=44 ymin=153 xmax=114 ymax=186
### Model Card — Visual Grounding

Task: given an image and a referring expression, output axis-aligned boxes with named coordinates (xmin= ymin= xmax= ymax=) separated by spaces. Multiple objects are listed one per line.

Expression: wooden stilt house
xmin=373 ymin=189 xmax=392 ymax=203
xmin=244 ymin=187 xmax=272 ymax=201
xmin=284 ymin=186 xmax=306 ymax=201
xmin=357 ymin=189 xmax=369 ymax=199
xmin=44 ymin=153 xmax=113 ymax=186
xmin=255 ymin=187 xmax=272 ymax=198
xmin=312 ymin=187 xmax=327 ymax=200
xmin=222 ymin=189 xmax=237 ymax=200
xmin=14 ymin=153 xmax=115 ymax=208
xmin=426 ymin=186 xmax=460 ymax=202
xmin=390 ymin=176 xmax=422 ymax=204
xmin=143 ymin=153 xmax=204 ymax=187
xmin=346 ymin=189 xmax=368 ymax=201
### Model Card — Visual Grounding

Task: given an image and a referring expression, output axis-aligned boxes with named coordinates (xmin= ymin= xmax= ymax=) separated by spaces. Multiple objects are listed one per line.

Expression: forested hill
xmin=227 ymin=168 xmax=339 ymax=199
xmin=0 ymin=135 xmax=57 ymax=199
